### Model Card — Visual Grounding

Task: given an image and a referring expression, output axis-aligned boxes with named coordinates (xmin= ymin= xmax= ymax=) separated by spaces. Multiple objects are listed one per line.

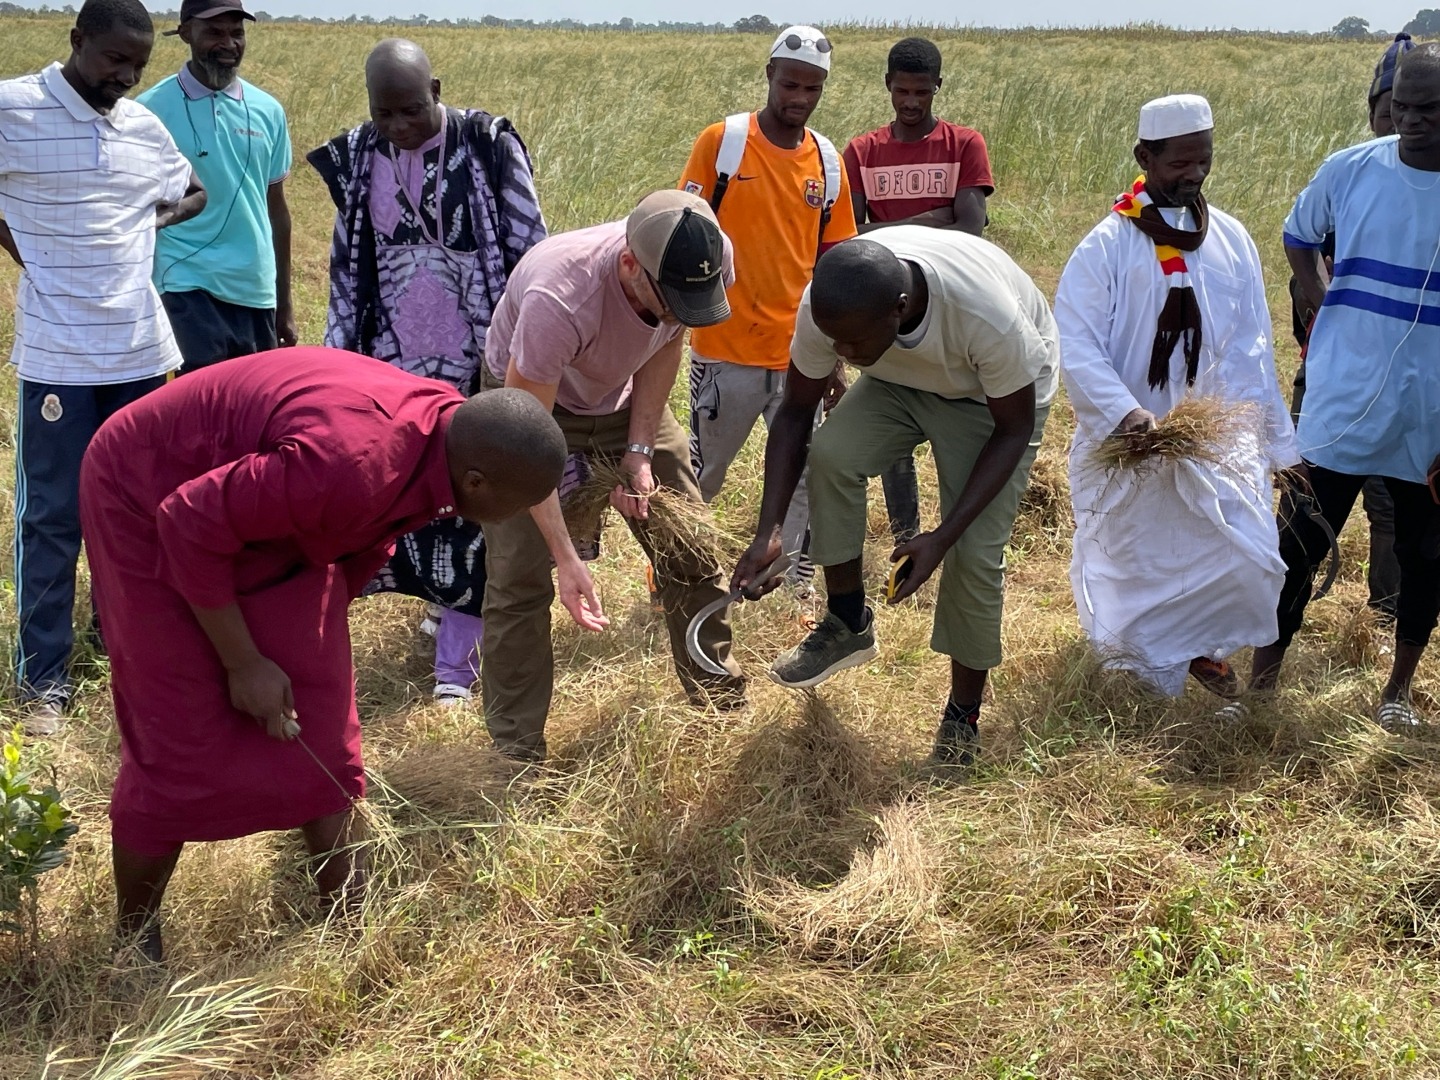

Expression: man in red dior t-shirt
xmin=844 ymin=36 xmax=996 ymax=540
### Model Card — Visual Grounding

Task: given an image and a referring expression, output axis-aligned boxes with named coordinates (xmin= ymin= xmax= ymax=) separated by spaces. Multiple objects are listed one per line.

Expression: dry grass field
xmin=2 ymin=16 xmax=1439 ymax=1079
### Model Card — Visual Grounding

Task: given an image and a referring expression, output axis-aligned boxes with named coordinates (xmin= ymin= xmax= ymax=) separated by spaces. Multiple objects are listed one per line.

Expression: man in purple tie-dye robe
xmin=308 ymin=39 xmax=547 ymax=705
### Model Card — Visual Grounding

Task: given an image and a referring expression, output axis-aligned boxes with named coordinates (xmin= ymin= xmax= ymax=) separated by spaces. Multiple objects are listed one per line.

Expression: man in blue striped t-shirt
xmin=1245 ymin=44 xmax=1440 ymax=731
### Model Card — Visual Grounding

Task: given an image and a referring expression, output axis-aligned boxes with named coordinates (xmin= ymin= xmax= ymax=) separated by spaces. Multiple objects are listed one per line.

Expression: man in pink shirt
xmin=480 ymin=189 xmax=745 ymax=760
xmin=80 ymin=348 xmax=566 ymax=961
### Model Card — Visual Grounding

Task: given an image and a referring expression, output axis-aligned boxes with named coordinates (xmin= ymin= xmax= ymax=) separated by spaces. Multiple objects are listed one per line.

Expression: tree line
xmin=1331 ymin=9 xmax=1439 ymax=39
xmin=3 ymin=3 xmax=1435 ymax=37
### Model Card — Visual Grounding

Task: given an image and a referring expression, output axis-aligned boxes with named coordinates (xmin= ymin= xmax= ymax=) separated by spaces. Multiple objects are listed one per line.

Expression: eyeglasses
xmin=780 ymin=33 xmax=832 ymax=54
xmin=643 ymin=270 xmax=672 ymax=318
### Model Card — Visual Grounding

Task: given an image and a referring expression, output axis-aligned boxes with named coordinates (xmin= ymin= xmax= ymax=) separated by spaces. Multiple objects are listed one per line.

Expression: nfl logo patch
xmin=684 ymin=181 xmax=703 ymax=195
xmin=804 ymin=178 xmax=823 ymax=209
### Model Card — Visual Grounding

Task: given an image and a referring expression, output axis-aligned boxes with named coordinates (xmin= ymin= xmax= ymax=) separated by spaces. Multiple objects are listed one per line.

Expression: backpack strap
xmin=710 ymin=112 xmax=751 ymax=215
xmin=809 ymin=127 xmax=842 ymax=247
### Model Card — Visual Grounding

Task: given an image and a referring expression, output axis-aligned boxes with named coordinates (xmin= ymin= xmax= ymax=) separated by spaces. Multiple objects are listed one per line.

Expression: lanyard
xmin=386 ymin=119 xmax=449 ymax=251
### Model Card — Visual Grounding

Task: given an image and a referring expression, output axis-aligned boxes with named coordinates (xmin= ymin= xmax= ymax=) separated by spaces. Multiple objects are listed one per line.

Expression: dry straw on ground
xmin=742 ymin=800 xmax=946 ymax=966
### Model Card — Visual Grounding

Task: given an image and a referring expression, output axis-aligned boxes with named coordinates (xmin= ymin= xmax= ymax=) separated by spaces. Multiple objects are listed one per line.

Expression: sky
xmin=11 ymin=0 xmax=1427 ymax=33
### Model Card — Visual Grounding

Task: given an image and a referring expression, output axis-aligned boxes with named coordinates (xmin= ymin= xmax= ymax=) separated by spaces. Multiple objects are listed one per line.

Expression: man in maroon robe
xmin=80 ymin=346 xmax=566 ymax=961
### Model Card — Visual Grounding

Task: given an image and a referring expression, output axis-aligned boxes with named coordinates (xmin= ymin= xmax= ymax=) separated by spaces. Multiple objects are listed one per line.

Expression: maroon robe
xmin=80 ymin=348 xmax=465 ymax=855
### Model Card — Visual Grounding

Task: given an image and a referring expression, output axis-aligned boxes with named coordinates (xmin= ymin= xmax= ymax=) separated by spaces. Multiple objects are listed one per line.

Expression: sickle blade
xmin=685 ymin=593 xmax=740 ymax=676
xmin=683 ymin=552 xmax=797 ymax=676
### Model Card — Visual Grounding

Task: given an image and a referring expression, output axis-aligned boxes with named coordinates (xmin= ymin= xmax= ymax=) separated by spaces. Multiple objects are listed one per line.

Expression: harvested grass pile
xmin=1089 ymin=396 xmax=1260 ymax=471
xmin=376 ymin=742 xmax=528 ymax=818
xmin=561 ymin=456 xmax=739 ymax=577
xmin=743 ymin=801 xmax=945 ymax=965
xmin=1015 ymin=444 xmax=1069 ymax=536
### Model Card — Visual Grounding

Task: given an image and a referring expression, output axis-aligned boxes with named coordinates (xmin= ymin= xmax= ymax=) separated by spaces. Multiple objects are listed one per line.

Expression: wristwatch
xmin=625 ymin=443 xmax=655 ymax=459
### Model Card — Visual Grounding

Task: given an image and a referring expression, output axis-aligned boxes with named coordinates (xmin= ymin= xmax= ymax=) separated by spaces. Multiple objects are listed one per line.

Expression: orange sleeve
xmin=826 ymin=161 xmax=860 ymax=242
xmin=678 ymin=123 xmax=723 ymax=201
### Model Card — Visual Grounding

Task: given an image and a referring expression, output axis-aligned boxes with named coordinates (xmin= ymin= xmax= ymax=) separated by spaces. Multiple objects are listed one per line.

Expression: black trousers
xmin=880 ymin=454 xmax=921 ymax=542
xmin=1276 ymin=464 xmax=1440 ymax=650
xmin=162 ymin=289 xmax=277 ymax=372
xmin=1291 ymin=367 xmax=1399 ymax=614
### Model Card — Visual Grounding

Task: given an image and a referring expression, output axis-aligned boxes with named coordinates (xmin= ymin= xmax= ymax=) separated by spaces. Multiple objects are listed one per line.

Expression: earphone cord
xmin=1297 ymin=225 xmax=1440 ymax=456
xmin=157 ymin=84 xmax=254 ymax=295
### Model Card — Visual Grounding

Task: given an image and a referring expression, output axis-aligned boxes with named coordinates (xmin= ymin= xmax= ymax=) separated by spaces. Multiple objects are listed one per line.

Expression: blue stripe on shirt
xmin=1323 ymin=286 xmax=1440 ymax=327
xmin=1333 ymin=256 xmax=1440 ymax=292
xmin=1283 ymin=231 xmax=1325 ymax=250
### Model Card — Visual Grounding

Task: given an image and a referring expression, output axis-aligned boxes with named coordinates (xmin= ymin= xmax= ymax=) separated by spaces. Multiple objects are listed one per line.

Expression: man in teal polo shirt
xmin=139 ymin=0 xmax=295 ymax=369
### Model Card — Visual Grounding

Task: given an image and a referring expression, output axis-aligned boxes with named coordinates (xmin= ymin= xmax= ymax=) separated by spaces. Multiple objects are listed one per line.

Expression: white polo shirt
xmin=0 ymin=63 xmax=192 ymax=385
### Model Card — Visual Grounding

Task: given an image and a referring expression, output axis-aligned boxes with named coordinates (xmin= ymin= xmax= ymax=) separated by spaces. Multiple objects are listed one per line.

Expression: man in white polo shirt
xmin=0 ymin=0 xmax=205 ymax=734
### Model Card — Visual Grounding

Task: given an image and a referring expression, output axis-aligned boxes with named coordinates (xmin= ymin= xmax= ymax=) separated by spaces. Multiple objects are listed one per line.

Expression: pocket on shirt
xmin=1199 ymin=270 xmax=1250 ymax=352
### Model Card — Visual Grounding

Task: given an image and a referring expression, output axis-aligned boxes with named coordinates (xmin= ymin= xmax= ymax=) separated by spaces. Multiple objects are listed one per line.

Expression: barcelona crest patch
xmin=803 ymin=178 xmax=823 ymax=209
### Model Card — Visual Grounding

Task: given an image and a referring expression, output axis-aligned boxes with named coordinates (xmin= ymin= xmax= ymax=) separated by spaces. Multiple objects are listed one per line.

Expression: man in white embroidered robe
xmin=1055 ymin=94 xmax=1298 ymax=697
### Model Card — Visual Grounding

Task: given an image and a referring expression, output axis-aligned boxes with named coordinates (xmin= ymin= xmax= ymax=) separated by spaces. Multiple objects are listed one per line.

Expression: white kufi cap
xmin=1137 ymin=94 xmax=1214 ymax=141
xmin=770 ymin=25 xmax=833 ymax=72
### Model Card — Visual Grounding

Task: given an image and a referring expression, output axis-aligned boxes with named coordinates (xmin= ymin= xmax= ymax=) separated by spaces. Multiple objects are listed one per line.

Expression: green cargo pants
xmin=806 ymin=375 xmax=1047 ymax=672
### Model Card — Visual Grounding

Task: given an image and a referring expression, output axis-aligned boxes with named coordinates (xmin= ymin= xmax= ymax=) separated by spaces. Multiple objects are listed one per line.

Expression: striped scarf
xmin=1113 ymin=176 xmax=1209 ymax=391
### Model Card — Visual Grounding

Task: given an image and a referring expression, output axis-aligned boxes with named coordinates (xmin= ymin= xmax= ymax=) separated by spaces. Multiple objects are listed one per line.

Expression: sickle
xmin=684 ymin=552 xmax=796 ymax=676
xmin=279 ymin=717 xmax=359 ymax=807
xmin=1293 ymin=490 xmax=1342 ymax=602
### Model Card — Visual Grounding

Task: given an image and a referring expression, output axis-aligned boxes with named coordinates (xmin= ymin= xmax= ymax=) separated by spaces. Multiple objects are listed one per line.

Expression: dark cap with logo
xmin=626 ymin=190 xmax=730 ymax=328
xmin=164 ymin=0 xmax=256 ymax=33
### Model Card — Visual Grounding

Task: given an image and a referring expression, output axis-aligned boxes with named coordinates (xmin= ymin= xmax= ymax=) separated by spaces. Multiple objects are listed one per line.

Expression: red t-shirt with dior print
xmin=843 ymin=119 xmax=994 ymax=223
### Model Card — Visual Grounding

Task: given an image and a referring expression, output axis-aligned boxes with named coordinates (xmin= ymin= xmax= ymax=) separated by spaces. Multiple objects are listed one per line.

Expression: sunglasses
xmin=643 ymin=270 xmax=672 ymax=317
xmin=780 ymin=33 xmax=832 ymax=54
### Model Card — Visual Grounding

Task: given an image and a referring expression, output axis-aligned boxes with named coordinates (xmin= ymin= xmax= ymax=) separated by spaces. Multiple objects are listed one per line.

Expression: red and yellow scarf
xmin=1112 ymin=176 xmax=1209 ymax=391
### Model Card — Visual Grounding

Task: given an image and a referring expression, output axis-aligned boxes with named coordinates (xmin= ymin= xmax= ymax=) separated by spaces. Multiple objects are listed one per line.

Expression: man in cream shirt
xmin=731 ymin=229 xmax=1058 ymax=766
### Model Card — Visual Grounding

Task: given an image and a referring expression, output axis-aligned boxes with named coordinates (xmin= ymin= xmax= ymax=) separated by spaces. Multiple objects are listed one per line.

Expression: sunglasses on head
xmin=781 ymin=33 xmax=832 ymax=54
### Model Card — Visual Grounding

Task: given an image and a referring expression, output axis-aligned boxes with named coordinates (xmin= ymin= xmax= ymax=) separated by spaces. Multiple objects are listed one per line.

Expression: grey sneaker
xmin=22 ymin=699 xmax=66 ymax=738
xmin=769 ymin=611 xmax=878 ymax=689
xmin=432 ymin=683 xmax=473 ymax=708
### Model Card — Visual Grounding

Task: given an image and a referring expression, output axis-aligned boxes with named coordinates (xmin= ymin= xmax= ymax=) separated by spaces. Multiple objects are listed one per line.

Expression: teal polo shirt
xmin=138 ymin=66 xmax=291 ymax=310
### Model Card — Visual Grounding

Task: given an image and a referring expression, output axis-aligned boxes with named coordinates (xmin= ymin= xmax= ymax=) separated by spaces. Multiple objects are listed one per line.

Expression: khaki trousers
xmin=480 ymin=376 xmax=741 ymax=759
xmin=807 ymin=375 xmax=1048 ymax=672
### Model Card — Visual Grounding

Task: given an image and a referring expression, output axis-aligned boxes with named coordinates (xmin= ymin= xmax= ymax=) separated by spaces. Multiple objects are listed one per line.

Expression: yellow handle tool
xmin=886 ymin=555 xmax=914 ymax=603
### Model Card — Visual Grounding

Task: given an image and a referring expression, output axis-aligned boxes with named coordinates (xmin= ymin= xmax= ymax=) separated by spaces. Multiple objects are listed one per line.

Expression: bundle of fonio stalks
xmin=1091 ymin=396 xmax=1262 ymax=471
xmin=562 ymin=457 xmax=738 ymax=577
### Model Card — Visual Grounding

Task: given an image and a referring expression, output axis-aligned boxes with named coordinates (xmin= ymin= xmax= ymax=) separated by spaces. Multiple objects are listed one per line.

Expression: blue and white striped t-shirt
xmin=0 ymin=64 xmax=191 ymax=385
xmin=1283 ymin=136 xmax=1440 ymax=484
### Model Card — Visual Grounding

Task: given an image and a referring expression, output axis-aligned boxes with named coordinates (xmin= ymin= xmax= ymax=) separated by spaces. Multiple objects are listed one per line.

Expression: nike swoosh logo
xmin=733 ymin=175 xmax=758 ymax=181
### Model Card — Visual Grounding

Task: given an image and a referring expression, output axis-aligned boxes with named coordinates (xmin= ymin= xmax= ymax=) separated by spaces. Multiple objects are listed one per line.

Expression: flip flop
xmin=1189 ymin=657 xmax=1241 ymax=700
xmin=1214 ymin=701 xmax=1250 ymax=723
xmin=1375 ymin=700 xmax=1421 ymax=731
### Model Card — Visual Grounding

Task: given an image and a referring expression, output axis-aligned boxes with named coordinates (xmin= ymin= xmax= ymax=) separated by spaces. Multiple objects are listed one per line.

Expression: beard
xmin=1150 ymin=180 xmax=1203 ymax=208
xmin=196 ymin=55 xmax=239 ymax=88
